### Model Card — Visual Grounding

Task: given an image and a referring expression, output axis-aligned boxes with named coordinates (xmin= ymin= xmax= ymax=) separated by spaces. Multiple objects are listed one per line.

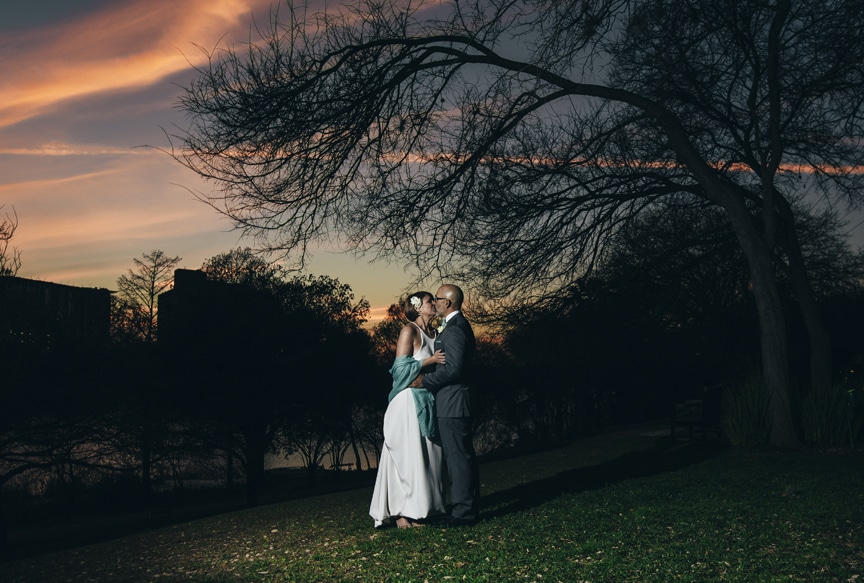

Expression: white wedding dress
xmin=369 ymin=325 xmax=445 ymax=527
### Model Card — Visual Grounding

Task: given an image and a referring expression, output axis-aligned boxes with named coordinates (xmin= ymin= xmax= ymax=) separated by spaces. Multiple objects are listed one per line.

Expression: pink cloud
xmin=0 ymin=0 xmax=414 ymax=306
xmin=0 ymin=0 xmax=274 ymax=130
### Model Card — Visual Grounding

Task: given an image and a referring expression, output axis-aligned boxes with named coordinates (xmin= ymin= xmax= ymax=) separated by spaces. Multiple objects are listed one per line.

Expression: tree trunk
xmin=361 ymin=442 xmax=373 ymax=472
xmin=141 ymin=428 xmax=152 ymax=507
xmin=749 ymin=257 xmax=798 ymax=447
xmin=349 ymin=426 xmax=363 ymax=471
xmin=723 ymin=199 xmax=800 ymax=447
xmin=0 ymin=497 xmax=6 ymax=551
xmin=225 ymin=448 xmax=234 ymax=490
xmin=775 ymin=202 xmax=833 ymax=391
xmin=785 ymin=248 xmax=833 ymax=391
xmin=244 ymin=432 xmax=265 ymax=507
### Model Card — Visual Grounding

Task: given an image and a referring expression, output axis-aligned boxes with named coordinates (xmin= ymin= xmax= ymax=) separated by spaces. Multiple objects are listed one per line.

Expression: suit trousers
xmin=438 ymin=416 xmax=479 ymax=521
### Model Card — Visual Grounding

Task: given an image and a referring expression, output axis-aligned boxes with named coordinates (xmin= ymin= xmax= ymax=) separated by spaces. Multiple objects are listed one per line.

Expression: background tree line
xmin=0 ymin=246 xmax=385 ymax=549
xmin=2 ymin=212 xmax=864 ymax=554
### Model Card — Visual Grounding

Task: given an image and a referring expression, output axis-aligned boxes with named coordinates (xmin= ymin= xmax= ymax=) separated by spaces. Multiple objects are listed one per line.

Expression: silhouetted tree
xmin=113 ymin=250 xmax=181 ymax=344
xmin=201 ymin=247 xmax=284 ymax=292
xmin=275 ymin=274 xmax=375 ymax=484
xmin=510 ymin=200 xmax=864 ymax=427
xmin=187 ymin=249 xmax=293 ymax=505
xmin=0 ymin=362 xmax=116 ymax=548
xmin=0 ymin=205 xmax=21 ymax=276
xmin=370 ymin=303 xmax=405 ymax=366
xmin=109 ymin=250 xmax=181 ymax=505
xmin=344 ymin=403 xmax=383 ymax=471
xmin=174 ymin=249 xmax=373 ymax=502
xmin=173 ymin=0 xmax=864 ymax=446
xmin=104 ymin=343 xmax=175 ymax=506
xmin=0 ymin=419 xmax=55 ymax=550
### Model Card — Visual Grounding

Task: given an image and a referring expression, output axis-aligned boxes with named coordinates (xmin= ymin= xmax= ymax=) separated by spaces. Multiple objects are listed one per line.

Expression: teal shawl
xmin=388 ymin=355 xmax=439 ymax=440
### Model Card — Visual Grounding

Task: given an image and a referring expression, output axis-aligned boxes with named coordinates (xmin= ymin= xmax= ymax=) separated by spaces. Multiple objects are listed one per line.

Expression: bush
xmin=473 ymin=413 xmax=518 ymax=456
xmin=720 ymin=372 xmax=770 ymax=446
xmin=88 ymin=473 xmax=142 ymax=508
xmin=798 ymin=376 xmax=864 ymax=448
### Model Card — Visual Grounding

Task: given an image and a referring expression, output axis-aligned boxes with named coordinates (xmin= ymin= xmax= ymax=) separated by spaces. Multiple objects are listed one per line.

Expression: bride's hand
xmin=420 ymin=350 xmax=445 ymax=369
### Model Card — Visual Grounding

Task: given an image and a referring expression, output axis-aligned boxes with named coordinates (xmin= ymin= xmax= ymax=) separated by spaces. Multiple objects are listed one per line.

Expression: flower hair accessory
xmin=409 ymin=296 xmax=423 ymax=311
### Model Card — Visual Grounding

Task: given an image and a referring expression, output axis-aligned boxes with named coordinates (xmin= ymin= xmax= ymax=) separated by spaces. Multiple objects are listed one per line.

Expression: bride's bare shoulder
xmin=395 ymin=322 xmax=419 ymax=356
xmin=400 ymin=322 xmax=420 ymax=336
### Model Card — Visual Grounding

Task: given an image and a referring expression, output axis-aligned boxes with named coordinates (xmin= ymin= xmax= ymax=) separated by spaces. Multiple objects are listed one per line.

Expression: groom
xmin=411 ymin=284 xmax=479 ymax=526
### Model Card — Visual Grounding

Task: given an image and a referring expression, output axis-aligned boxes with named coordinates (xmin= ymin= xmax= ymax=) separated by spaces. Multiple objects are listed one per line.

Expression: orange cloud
xmin=0 ymin=169 xmax=117 ymax=193
xmin=0 ymin=0 xmax=415 ymax=303
xmin=0 ymin=141 xmax=149 ymax=157
xmin=367 ymin=304 xmax=392 ymax=324
xmin=0 ymin=0 xmax=273 ymax=130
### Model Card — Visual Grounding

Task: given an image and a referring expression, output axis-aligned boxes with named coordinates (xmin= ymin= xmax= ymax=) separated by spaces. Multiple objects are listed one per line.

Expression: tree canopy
xmin=187 ymin=248 xmax=373 ymax=503
xmin=173 ymin=0 xmax=864 ymax=446
xmin=113 ymin=250 xmax=182 ymax=343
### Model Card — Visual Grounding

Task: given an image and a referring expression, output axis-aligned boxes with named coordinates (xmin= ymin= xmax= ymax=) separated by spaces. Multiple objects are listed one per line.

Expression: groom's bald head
xmin=437 ymin=284 xmax=464 ymax=310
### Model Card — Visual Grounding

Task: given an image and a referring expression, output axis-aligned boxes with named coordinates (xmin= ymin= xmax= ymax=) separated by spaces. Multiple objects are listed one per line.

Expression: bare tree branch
xmin=169 ymin=0 xmax=864 ymax=446
xmin=0 ymin=205 xmax=22 ymax=277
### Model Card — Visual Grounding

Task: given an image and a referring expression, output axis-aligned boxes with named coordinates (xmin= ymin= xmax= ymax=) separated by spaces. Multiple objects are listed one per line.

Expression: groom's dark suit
xmin=421 ymin=311 xmax=478 ymax=522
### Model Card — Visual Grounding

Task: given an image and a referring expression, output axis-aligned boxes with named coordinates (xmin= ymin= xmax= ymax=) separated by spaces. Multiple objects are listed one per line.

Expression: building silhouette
xmin=0 ymin=275 xmax=110 ymax=358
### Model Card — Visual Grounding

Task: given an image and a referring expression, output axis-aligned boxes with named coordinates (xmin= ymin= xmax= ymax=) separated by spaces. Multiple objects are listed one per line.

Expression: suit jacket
xmin=421 ymin=312 xmax=476 ymax=418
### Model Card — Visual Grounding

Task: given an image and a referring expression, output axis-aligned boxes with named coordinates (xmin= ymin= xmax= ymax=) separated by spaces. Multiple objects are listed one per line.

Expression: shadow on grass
xmin=1 ymin=433 xmax=722 ymax=560
xmin=480 ymin=437 xmax=728 ymax=520
xmin=0 ymin=468 xmax=378 ymax=563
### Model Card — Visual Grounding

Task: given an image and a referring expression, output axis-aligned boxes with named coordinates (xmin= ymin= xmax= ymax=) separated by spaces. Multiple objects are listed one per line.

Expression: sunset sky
xmin=0 ymin=0 xmax=414 ymax=322
xmin=3 ymin=1 xmax=864 ymax=325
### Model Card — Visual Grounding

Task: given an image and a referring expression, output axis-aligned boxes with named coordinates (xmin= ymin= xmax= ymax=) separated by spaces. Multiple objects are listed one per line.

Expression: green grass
xmin=3 ymin=426 xmax=864 ymax=582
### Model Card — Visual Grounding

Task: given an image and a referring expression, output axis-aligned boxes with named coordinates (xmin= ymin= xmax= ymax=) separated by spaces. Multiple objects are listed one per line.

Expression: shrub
xmin=720 ymin=372 xmax=770 ymax=446
xmin=798 ymin=376 xmax=864 ymax=447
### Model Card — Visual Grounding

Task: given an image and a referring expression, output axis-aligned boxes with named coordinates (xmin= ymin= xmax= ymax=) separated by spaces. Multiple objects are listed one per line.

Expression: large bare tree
xmin=172 ymin=0 xmax=864 ymax=447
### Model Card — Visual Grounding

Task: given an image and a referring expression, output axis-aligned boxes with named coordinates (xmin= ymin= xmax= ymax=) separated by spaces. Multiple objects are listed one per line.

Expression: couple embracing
xmin=369 ymin=284 xmax=480 ymax=528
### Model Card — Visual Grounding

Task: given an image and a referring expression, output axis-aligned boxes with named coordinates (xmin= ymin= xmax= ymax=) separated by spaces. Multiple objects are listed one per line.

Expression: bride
xmin=369 ymin=291 xmax=446 ymax=528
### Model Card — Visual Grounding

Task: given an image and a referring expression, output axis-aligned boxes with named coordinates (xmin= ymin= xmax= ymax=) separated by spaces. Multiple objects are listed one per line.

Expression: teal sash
xmin=388 ymin=355 xmax=439 ymax=440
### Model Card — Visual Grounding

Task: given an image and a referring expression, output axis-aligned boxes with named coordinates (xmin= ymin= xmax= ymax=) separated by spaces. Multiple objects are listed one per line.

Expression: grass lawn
xmin=3 ymin=424 xmax=863 ymax=582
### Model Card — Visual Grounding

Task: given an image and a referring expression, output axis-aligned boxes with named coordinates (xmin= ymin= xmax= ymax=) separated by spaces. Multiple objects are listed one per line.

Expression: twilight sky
xmin=4 ymin=1 xmax=864 ymax=324
xmin=0 ymin=0 xmax=412 ymax=322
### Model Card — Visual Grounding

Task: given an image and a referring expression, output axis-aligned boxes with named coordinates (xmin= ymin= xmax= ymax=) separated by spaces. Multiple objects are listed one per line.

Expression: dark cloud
xmin=1 ymin=0 xmax=114 ymax=32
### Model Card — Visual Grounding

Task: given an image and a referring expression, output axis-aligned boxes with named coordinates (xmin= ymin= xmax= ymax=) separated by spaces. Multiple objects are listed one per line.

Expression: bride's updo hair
xmin=403 ymin=291 xmax=432 ymax=322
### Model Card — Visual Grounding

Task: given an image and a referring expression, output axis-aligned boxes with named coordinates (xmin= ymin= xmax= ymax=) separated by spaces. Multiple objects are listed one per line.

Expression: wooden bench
xmin=670 ymin=399 xmax=707 ymax=439
xmin=670 ymin=384 xmax=724 ymax=441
